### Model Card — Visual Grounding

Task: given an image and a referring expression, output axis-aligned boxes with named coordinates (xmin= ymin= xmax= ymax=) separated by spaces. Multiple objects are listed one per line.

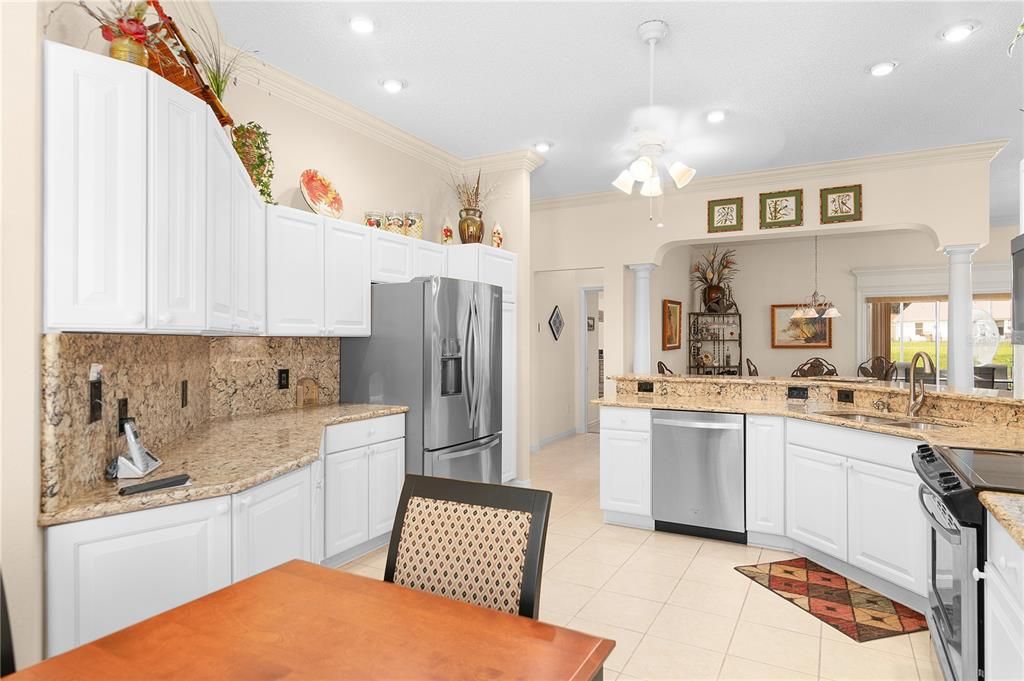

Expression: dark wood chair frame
xmin=656 ymin=361 xmax=674 ymax=375
xmin=745 ymin=358 xmax=759 ymax=376
xmin=857 ymin=356 xmax=897 ymax=381
xmin=791 ymin=357 xmax=839 ymax=377
xmin=384 ymin=474 xmax=553 ymax=619
xmin=1 ymin=571 xmax=13 ymax=676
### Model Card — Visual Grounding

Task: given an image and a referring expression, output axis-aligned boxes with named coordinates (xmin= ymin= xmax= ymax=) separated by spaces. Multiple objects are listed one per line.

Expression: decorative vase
xmin=458 ymin=208 xmax=484 ymax=244
xmin=109 ymin=37 xmax=149 ymax=67
xmin=702 ymin=284 xmax=725 ymax=311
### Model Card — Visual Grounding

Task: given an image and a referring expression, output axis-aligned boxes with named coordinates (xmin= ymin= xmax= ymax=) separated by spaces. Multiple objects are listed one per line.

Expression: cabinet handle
xmin=239 ymin=495 xmax=252 ymax=507
xmin=129 ymin=312 xmax=145 ymax=324
xmin=158 ymin=313 xmax=173 ymax=325
xmin=972 ymin=568 xmax=986 ymax=582
xmin=215 ymin=503 xmax=229 ymax=515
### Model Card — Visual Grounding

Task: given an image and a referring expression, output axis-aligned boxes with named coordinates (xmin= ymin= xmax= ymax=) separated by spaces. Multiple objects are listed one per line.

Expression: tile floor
xmin=341 ymin=433 xmax=945 ymax=681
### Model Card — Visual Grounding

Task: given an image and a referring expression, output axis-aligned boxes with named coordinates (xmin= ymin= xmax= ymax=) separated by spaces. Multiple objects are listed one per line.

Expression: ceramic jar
xmin=384 ymin=211 xmax=404 ymax=234
xmin=364 ymin=211 xmax=384 ymax=229
xmin=404 ymin=212 xmax=423 ymax=239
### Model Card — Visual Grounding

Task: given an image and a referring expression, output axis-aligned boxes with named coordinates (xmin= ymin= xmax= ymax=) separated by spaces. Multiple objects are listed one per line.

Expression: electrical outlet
xmin=88 ymin=380 xmax=102 ymax=423
xmin=117 ymin=398 xmax=129 ymax=434
xmin=787 ymin=386 xmax=809 ymax=400
xmin=278 ymin=368 xmax=290 ymax=390
xmin=637 ymin=381 xmax=654 ymax=393
xmin=181 ymin=380 xmax=188 ymax=408
xmin=837 ymin=389 xmax=855 ymax=404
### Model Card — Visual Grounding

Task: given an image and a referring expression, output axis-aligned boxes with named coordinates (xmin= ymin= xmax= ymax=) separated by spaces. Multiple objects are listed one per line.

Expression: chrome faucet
xmin=907 ymin=351 xmax=936 ymax=417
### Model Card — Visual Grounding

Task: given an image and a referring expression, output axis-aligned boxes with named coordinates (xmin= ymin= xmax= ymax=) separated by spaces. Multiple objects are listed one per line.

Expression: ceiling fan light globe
xmin=612 ymin=170 xmax=635 ymax=194
xmin=629 ymin=156 xmax=654 ymax=182
xmin=639 ymin=175 xmax=663 ymax=197
xmin=668 ymin=161 xmax=696 ymax=189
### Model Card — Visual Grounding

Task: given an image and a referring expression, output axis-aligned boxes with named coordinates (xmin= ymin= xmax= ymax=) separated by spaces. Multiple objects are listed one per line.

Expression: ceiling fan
xmin=612 ymin=20 xmax=696 ymax=198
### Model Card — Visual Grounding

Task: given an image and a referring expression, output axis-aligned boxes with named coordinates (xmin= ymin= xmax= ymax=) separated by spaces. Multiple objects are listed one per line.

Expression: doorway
xmin=579 ymin=287 xmax=604 ymax=434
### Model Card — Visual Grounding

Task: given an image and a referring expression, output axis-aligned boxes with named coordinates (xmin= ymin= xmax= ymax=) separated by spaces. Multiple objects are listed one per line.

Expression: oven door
xmin=917 ymin=485 xmax=980 ymax=681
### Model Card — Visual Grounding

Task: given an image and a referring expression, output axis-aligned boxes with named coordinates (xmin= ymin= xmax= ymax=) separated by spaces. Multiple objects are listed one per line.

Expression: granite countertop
xmin=39 ymin=403 xmax=408 ymax=527
xmin=598 ymin=395 xmax=1024 ymax=549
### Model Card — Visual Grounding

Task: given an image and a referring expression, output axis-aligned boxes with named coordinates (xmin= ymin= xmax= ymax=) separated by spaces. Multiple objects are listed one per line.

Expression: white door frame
xmin=578 ymin=285 xmax=604 ymax=434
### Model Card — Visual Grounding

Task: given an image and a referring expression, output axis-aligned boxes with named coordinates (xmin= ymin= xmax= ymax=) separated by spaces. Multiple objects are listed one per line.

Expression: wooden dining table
xmin=12 ymin=560 xmax=614 ymax=680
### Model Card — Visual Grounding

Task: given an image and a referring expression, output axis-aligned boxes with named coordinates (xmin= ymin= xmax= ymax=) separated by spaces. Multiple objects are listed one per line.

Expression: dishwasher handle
xmin=653 ymin=417 xmax=742 ymax=430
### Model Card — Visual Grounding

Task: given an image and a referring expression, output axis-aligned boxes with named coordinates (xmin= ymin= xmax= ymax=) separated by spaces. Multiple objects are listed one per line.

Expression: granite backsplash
xmin=41 ymin=333 xmax=340 ymax=513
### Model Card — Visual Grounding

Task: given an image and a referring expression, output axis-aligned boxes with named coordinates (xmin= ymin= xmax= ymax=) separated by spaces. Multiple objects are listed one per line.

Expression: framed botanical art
xmin=771 ymin=304 xmax=832 ymax=348
xmin=820 ymin=184 xmax=862 ymax=224
xmin=759 ymin=189 xmax=803 ymax=229
xmin=662 ymin=299 xmax=682 ymax=350
xmin=707 ymin=197 xmax=743 ymax=233
xmin=548 ymin=306 xmax=565 ymax=340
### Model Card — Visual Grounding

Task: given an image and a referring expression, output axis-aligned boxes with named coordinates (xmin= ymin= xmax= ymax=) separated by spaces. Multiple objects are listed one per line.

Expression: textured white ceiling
xmin=213 ymin=1 xmax=1023 ymax=223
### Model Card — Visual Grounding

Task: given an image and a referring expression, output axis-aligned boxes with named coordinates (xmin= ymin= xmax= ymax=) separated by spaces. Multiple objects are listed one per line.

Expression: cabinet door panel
xmin=324 ymin=448 xmax=370 ymax=557
xmin=324 ymin=219 xmax=371 ymax=336
xmin=745 ymin=415 xmax=785 ymax=535
xmin=847 ymin=459 xmax=927 ymax=595
xmin=501 ymin=301 xmax=517 ymax=482
xmin=370 ymin=231 xmax=414 ymax=283
xmin=232 ymin=467 xmax=312 ymax=581
xmin=206 ymin=116 xmax=235 ymax=330
xmin=46 ymin=497 xmax=231 ymax=656
xmin=985 ymin=568 xmax=1024 ymax=681
xmin=368 ymin=438 xmax=405 ymax=537
xmin=44 ymin=42 xmax=147 ymax=330
xmin=231 ymin=162 xmax=253 ymax=331
xmin=413 ymin=240 xmax=447 ymax=277
xmin=147 ymin=76 xmax=206 ymax=331
xmin=785 ymin=443 xmax=847 ymax=559
xmin=599 ymin=428 xmax=651 ymax=516
xmin=266 ymin=206 xmax=324 ymax=335
xmin=478 ymin=247 xmax=517 ymax=302
xmin=248 ymin=189 xmax=267 ymax=333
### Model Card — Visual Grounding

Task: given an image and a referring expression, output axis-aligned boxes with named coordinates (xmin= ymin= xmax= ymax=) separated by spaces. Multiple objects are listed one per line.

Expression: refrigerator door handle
xmin=433 ymin=435 xmax=501 ymax=461
xmin=464 ymin=302 xmax=476 ymax=428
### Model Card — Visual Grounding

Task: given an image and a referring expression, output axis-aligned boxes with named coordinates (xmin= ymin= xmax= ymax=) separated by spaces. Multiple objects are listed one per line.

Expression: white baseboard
xmin=508 ymin=478 xmax=532 ymax=488
xmin=603 ymin=510 xmax=655 ymax=530
xmin=530 ymin=428 xmax=577 ymax=452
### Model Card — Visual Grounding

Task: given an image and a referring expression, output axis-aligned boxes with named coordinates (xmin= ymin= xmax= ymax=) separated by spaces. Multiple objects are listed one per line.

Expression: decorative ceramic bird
xmin=491 ymin=222 xmax=504 ymax=249
xmin=441 ymin=217 xmax=454 ymax=245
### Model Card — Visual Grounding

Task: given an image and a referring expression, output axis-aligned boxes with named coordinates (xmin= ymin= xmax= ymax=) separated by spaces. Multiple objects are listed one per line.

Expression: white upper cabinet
xmin=324 ymin=219 xmax=371 ymax=336
xmin=447 ymin=244 xmax=517 ymax=302
xmin=44 ymin=41 xmax=147 ymax=331
xmin=205 ymin=114 xmax=235 ymax=331
xmin=231 ymin=466 xmax=312 ymax=582
xmin=370 ymin=230 xmax=415 ymax=283
xmin=246 ymin=185 xmax=267 ymax=334
xmin=266 ymin=205 xmax=325 ymax=335
xmin=147 ymin=76 xmax=207 ymax=332
xmin=412 ymin=240 xmax=447 ymax=277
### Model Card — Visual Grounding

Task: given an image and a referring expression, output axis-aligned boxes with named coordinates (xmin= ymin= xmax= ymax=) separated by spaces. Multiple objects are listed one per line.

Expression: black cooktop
xmin=939 ymin=446 xmax=1024 ymax=494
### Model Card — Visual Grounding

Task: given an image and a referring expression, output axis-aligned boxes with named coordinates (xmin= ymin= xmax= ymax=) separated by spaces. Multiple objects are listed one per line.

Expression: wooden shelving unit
xmin=688 ymin=312 xmax=743 ymax=376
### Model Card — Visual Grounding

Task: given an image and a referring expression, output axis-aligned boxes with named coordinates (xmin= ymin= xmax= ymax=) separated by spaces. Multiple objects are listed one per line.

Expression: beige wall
xmin=648 ymin=244 xmax=692 ymax=374
xmin=530 ymin=268 xmax=603 ymax=448
xmin=1 ymin=1 xmax=46 ymax=666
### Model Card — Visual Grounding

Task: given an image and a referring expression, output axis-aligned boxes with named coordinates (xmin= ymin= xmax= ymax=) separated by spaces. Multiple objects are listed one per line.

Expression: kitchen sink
xmin=814 ymin=410 xmax=961 ymax=430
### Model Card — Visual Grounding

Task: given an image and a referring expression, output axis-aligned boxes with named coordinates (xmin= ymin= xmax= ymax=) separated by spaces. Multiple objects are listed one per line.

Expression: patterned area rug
xmin=735 ymin=557 xmax=928 ymax=642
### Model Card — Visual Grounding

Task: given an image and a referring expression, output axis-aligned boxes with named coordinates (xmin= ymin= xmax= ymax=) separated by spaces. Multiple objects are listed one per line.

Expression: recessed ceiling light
xmin=869 ymin=61 xmax=898 ymax=77
xmin=350 ymin=17 xmax=375 ymax=34
xmin=706 ymin=110 xmax=726 ymax=124
xmin=380 ymin=79 xmax=406 ymax=94
xmin=942 ymin=21 xmax=979 ymax=43
xmin=533 ymin=141 xmax=552 ymax=153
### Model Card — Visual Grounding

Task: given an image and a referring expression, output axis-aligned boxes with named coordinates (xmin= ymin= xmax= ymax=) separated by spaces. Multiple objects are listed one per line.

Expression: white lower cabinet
xmin=745 ymin=415 xmax=785 ymax=535
xmin=46 ymin=496 xmax=232 ymax=656
xmin=599 ymin=425 xmax=651 ymax=518
xmin=324 ymin=437 xmax=406 ymax=558
xmin=847 ymin=459 xmax=927 ymax=595
xmin=785 ymin=443 xmax=848 ymax=559
xmin=231 ymin=466 xmax=312 ymax=581
xmin=985 ymin=568 xmax=1024 ymax=681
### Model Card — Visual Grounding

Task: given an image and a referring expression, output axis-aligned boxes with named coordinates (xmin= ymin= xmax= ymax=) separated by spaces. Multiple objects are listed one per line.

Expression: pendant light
xmin=791 ymin=236 xmax=841 ymax=319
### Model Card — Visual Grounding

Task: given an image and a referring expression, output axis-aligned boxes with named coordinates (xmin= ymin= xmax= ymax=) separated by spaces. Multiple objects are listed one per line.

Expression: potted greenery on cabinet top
xmin=232 ymin=122 xmax=275 ymax=204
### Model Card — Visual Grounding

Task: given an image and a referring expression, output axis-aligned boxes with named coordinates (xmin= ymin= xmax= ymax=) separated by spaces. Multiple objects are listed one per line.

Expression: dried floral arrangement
xmin=1010 ymin=17 xmax=1024 ymax=56
xmin=184 ymin=9 xmax=256 ymax=100
xmin=448 ymin=169 xmax=497 ymax=210
xmin=47 ymin=1 xmax=188 ymax=69
xmin=689 ymin=246 xmax=739 ymax=290
xmin=232 ymin=122 xmax=275 ymax=204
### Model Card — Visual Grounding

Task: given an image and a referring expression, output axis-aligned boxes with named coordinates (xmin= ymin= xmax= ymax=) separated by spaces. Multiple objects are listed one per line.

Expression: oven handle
xmin=917 ymin=485 xmax=961 ymax=546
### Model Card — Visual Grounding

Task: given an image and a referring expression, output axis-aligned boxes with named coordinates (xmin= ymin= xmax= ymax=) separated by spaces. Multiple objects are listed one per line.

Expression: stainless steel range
xmin=913 ymin=444 xmax=1024 ymax=681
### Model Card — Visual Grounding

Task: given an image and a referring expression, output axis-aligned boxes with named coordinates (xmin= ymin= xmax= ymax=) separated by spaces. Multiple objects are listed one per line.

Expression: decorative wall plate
xmin=549 ymin=306 xmax=565 ymax=341
xmin=299 ymin=169 xmax=343 ymax=218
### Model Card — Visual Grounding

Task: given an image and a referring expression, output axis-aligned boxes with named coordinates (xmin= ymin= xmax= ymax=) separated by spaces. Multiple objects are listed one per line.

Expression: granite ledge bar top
xmin=39 ymin=403 xmax=408 ymax=527
xmin=980 ymin=492 xmax=1024 ymax=550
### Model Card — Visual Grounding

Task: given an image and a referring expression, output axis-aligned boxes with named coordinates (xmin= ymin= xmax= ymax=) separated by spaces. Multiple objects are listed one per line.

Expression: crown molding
xmin=232 ymin=50 xmax=543 ymax=176
xmin=532 ymin=140 xmax=1010 ymax=212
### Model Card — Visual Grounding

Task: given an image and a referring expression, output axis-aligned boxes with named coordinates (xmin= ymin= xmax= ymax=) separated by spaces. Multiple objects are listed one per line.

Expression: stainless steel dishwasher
xmin=652 ymin=410 xmax=746 ymax=543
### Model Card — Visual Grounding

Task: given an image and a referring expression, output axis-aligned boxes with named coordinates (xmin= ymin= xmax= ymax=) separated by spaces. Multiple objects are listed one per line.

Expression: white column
xmin=944 ymin=244 xmax=978 ymax=392
xmin=628 ymin=264 xmax=656 ymax=374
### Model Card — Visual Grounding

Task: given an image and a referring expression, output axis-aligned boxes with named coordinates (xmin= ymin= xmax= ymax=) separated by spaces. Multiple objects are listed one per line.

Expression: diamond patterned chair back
xmin=384 ymin=475 xmax=552 ymax=618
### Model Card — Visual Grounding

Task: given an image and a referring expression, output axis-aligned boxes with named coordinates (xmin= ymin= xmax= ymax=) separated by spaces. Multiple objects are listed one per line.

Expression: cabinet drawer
xmin=324 ymin=414 xmax=405 ymax=454
xmin=600 ymin=406 xmax=650 ymax=433
xmin=786 ymin=418 xmax=921 ymax=472
xmin=987 ymin=513 xmax=1024 ymax=608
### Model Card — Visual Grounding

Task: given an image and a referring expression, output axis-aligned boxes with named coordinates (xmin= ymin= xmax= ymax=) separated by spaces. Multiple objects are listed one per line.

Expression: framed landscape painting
xmin=662 ymin=299 xmax=682 ymax=350
xmin=707 ymin=197 xmax=743 ymax=233
xmin=820 ymin=184 xmax=863 ymax=224
xmin=771 ymin=304 xmax=832 ymax=348
xmin=759 ymin=189 xmax=804 ymax=229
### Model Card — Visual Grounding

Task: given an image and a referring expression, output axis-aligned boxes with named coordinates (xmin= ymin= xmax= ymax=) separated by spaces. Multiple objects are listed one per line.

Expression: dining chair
xmin=384 ymin=474 xmax=552 ymax=619
xmin=745 ymin=358 xmax=759 ymax=376
xmin=791 ymin=357 xmax=839 ymax=377
xmin=2 ymin=572 xmax=14 ymax=676
xmin=857 ymin=356 xmax=897 ymax=380
xmin=656 ymin=361 xmax=674 ymax=375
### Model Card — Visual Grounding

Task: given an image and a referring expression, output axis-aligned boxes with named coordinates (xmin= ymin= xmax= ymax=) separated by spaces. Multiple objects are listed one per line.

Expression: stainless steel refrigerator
xmin=340 ymin=277 xmax=503 ymax=483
